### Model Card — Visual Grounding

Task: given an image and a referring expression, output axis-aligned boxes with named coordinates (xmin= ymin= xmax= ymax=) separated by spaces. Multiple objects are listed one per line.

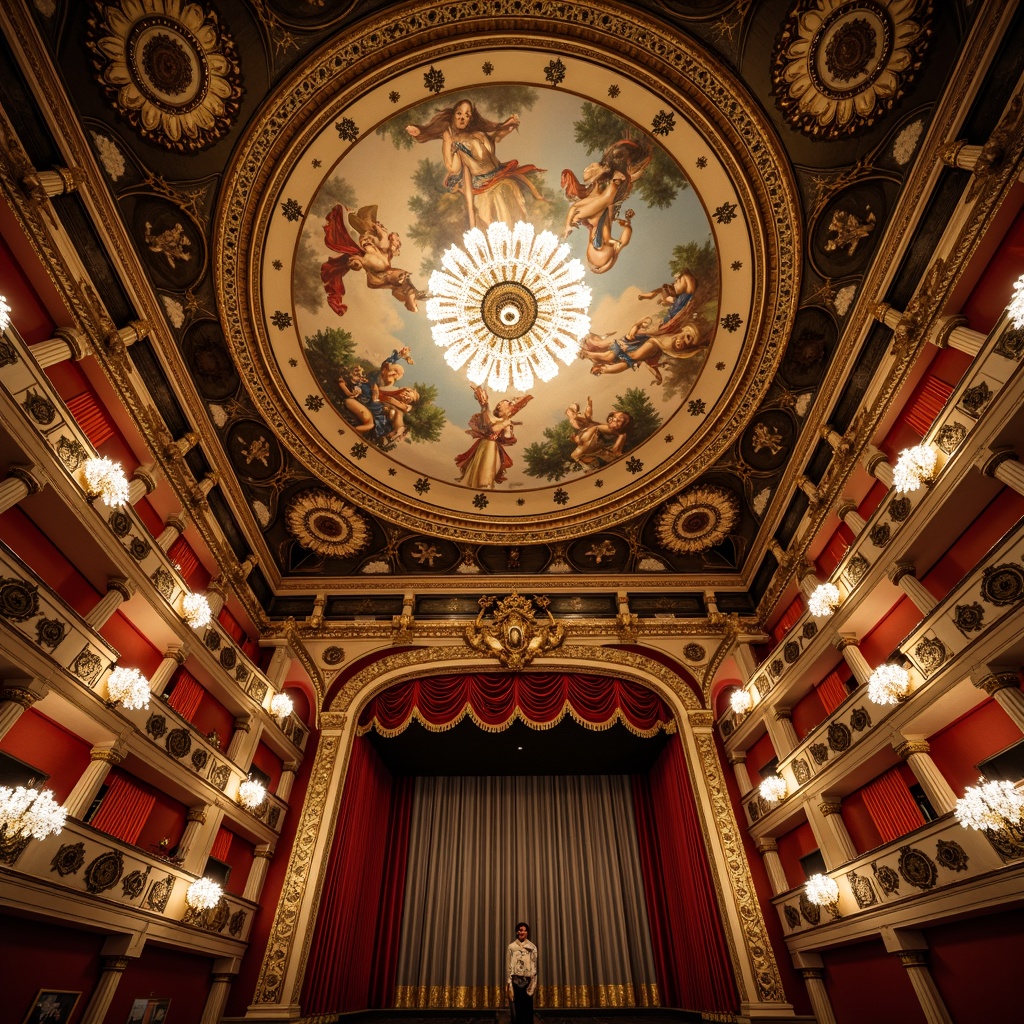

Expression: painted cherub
xmin=565 ymin=397 xmax=632 ymax=468
xmin=579 ymin=316 xmax=706 ymax=381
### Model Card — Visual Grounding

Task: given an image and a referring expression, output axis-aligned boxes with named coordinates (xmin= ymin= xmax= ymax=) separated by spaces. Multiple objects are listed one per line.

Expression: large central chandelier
xmin=426 ymin=221 xmax=592 ymax=391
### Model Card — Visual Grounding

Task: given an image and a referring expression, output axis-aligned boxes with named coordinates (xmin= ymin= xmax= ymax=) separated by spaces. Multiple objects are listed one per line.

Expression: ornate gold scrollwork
xmin=465 ymin=593 xmax=565 ymax=669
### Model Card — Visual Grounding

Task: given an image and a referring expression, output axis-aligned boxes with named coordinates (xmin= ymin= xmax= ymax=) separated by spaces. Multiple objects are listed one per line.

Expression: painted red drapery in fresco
xmin=356 ymin=671 xmax=674 ymax=737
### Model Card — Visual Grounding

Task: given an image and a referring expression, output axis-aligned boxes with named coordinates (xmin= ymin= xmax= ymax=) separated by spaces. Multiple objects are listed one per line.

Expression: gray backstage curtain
xmin=394 ymin=774 xmax=658 ymax=1008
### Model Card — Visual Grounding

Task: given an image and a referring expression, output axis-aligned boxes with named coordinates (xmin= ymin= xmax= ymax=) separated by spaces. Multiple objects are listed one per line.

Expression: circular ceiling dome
xmin=215 ymin=0 xmax=800 ymax=543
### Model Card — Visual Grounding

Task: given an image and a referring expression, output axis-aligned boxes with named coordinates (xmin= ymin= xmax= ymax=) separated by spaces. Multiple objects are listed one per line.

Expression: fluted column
xmin=796 ymin=561 xmax=822 ymax=600
xmin=927 ymin=315 xmax=985 ymax=356
xmin=0 ymin=678 xmax=49 ymax=740
xmin=971 ymin=665 xmax=1024 ymax=733
xmin=835 ymin=496 xmax=866 ymax=536
xmin=264 ymin=645 xmax=291 ymax=687
xmin=200 ymin=964 xmax=239 ymax=1024
xmin=807 ymin=798 xmax=857 ymax=869
xmin=862 ymin=444 xmax=894 ymax=488
xmin=79 ymin=955 xmax=130 ymax=1024
xmin=728 ymin=751 xmax=753 ymax=795
xmin=164 ymin=431 xmax=197 ymax=460
xmin=182 ymin=804 xmax=225 ymax=875
xmin=64 ymin=742 xmax=126 ymax=819
xmin=797 ymin=476 xmax=820 ymax=505
xmin=833 ymin=633 xmax=871 ymax=687
xmin=242 ymin=845 xmax=274 ymax=902
xmin=894 ymin=951 xmax=955 ymax=1024
xmin=155 ymin=511 xmax=188 ymax=551
xmin=22 ymin=165 xmax=82 ymax=200
xmin=0 ymin=465 xmax=44 ymax=515
xmin=277 ymin=761 xmax=299 ymax=802
xmin=127 ymin=462 xmax=161 ymax=505
xmin=798 ymin=967 xmax=838 ymax=1024
xmin=732 ymin=640 xmax=759 ymax=683
xmin=85 ymin=577 xmax=133 ymax=629
xmin=176 ymin=806 xmax=209 ymax=866
xmin=766 ymin=706 xmax=799 ymax=758
xmin=755 ymin=837 xmax=789 ymax=896
xmin=888 ymin=562 xmax=937 ymax=615
xmin=941 ymin=139 xmax=985 ymax=172
xmin=227 ymin=715 xmax=263 ymax=769
xmin=206 ymin=576 xmax=227 ymax=617
xmin=150 ymin=644 xmax=188 ymax=697
xmin=977 ymin=447 xmax=1024 ymax=497
xmin=30 ymin=327 xmax=89 ymax=368
xmin=894 ymin=738 xmax=957 ymax=815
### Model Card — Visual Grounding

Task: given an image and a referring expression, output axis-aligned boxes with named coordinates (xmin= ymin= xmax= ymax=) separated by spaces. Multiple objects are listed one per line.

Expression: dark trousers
xmin=512 ymin=982 xmax=533 ymax=1024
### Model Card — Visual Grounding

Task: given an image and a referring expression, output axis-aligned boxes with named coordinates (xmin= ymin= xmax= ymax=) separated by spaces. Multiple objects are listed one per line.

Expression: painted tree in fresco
xmin=402 ymin=381 xmax=446 ymax=443
xmin=571 ymin=103 xmax=688 ymax=209
xmin=522 ymin=388 xmax=660 ymax=482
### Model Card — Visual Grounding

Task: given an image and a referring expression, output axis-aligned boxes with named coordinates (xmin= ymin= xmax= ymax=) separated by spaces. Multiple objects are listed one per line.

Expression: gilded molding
xmin=0 ymin=685 xmax=39 ymax=710
xmin=971 ymin=671 xmax=1019 ymax=697
xmin=894 ymin=739 xmax=930 ymax=759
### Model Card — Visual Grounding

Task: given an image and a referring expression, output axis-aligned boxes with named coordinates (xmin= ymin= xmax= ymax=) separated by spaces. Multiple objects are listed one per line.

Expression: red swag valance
xmin=356 ymin=672 xmax=676 ymax=739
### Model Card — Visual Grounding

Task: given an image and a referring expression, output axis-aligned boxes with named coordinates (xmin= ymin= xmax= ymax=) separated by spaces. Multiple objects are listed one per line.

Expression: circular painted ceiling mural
xmin=217 ymin=3 xmax=799 ymax=543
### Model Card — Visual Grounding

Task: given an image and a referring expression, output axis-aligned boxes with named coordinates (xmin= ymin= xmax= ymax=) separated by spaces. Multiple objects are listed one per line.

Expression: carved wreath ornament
xmin=465 ymin=593 xmax=565 ymax=670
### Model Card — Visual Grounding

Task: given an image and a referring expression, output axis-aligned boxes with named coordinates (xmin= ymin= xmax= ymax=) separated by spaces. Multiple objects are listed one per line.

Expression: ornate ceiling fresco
xmin=19 ymin=0 xmax=976 ymax=617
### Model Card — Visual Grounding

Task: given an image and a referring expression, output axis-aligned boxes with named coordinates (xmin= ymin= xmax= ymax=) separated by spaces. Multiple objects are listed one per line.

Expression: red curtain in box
xmin=218 ymin=606 xmax=246 ymax=643
xmin=816 ymin=669 xmax=849 ymax=714
xmin=90 ymin=772 xmax=155 ymax=846
xmin=356 ymin=672 xmax=674 ymax=738
xmin=166 ymin=536 xmax=201 ymax=586
xmin=167 ymin=669 xmax=204 ymax=722
xmin=632 ymin=738 xmax=738 ymax=1012
xmin=210 ymin=826 xmax=232 ymax=862
xmin=66 ymin=390 xmax=115 ymax=447
xmin=900 ymin=375 xmax=954 ymax=437
xmin=861 ymin=767 xmax=924 ymax=843
xmin=770 ymin=595 xmax=805 ymax=645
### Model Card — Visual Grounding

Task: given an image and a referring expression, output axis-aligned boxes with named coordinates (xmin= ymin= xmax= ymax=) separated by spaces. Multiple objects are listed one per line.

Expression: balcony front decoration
xmin=0 ymin=785 xmax=67 ymax=841
xmin=425 ymin=221 xmax=592 ymax=391
xmin=106 ymin=666 xmax=151 ymax=711
xmin=181 ymin=592 xmax=212 ymax=629
xmin=867 ymin=663 xmax=912 ymax=705
xmin=83 ymin=457 xmax=130 ymax=508
xmin=185 ymin=876 xmax=223 ymax=911
xmin=270 ymin=692 xmax=294 ymax=719
xmin=1008 ymin=273 xmax=1024 ymax=330
xmin=954 ymin=779 xmax=1024 ymax=831
xmin=730 ymin=688 xmax=754 ymax=715
xmin=808 ymin=582 xmax=841 ymax=618
xmin=893 ymin=444 xmax=937 ymax=494
xmin=759 ymin=775 xmax=787 ymax=804
xmin=238 ymin=776 xmax=267 ymax=811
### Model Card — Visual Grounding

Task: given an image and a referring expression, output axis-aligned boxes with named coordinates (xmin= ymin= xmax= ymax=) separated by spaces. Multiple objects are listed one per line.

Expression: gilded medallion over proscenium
xmin=217 ymin=3 xmax=799 ymax=544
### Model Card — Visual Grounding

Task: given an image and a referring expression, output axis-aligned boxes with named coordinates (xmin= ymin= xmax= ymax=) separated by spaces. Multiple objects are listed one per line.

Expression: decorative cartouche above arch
xmin=215 ymin=0 xmax=800 ymax=545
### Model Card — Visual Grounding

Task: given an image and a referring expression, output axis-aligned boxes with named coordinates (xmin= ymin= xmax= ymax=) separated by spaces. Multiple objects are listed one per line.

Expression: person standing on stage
xmin=506 ymin=921 xmax=538 ymax=1024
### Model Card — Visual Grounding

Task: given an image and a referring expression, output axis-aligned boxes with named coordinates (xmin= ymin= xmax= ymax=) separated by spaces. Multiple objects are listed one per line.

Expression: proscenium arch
xmin=253 ymin=645 xmax=787 ymax=1015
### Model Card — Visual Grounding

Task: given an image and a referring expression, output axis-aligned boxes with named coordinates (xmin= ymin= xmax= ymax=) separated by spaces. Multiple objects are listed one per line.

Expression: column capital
xmin=53 ymin=326 xmax=90 ymax=361
xmin=818 ymin=798 xmax=843 ymax=817
xmin=927 ymin=314 xmax=969 ymax=349
xmin=101 ymin=955 xmax=131 ymax=972
xmin=971 ymin=665 xmax=1020 ymax=696
xmin=106 ymin=576 xmax=134 ymax=602
xmin=90 ymin=746 xmax=125 ymax=765
xmin=888 ymin=560 xmax=917 ymax=585
xmin=253 ymin=846 xmax=275 ymax=861
xmin=0 ymin=681 xmax=47 ymax=710
xmin=186 ymin=806 xmax=207 ymax=824
xmin=233 ymin=714 xmax=253 ymax=733
xmin=975 ymin=445 xmax=1017 ymax=479
xmin=895 ymin=950 xmax=929 ymax=968
xmin=831 ymin=631 xmax=859 ymax=651
xmin=864 ymin=447 xmax=890 ymax=477
xmin=164 ymin=511 xmax=189 ymax=534
xmin=283 ymin=760 xmax=300 ymax=774
xmin=165 ymin=642 xmax=189 ymax=665
xmin=836 ymin=496 xmax=858 ymax=520
xmin=727 ymin=750 xmax=747 ymax=766
xmin=772 ymin=706 xmax=793 ymax=722
xmin=210 ymin=973 xmax=235 ymax=984
xmin=7 ymin=464 xmax=44 ymax=495
xmin=894 ymin=738 xmax=930 ymax=760
xmin=755 ymin=837 xmax=778 ymax=855
xmin=799 ymin=967 xmax=825 ymax=981
xmin=132 ymin=463 xmax=161 ymax=496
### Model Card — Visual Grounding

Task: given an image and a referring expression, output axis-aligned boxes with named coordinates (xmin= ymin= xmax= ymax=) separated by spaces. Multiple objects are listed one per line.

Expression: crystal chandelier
xmin=1008 ymin=273 xmax=1024 ymax=330
xmin=955 ymin=779 xmax=1024 ymax=831
xmin=867 ymin=663 xmax=912 ymax=705
xmin=425 ymin=221 xmax=592 ymax=391
xmin=270 ymin=692 xmax=293 ymax=719
xmin=83 ymin=457 xmax=130 ymax=507
xmin=182 ymin=592 xmax=212 ymax=629
xmin=805 ymin=872 xmax=839 ymax=908
xmin=730 ymin=688 xmax=753 ymax=715
xmin=185 ymin=876 xmax=223 ymax=911
xmin=808 ymin=582 xmax=841 ymax=617
xmin=107 ymin=666 xmax=151 ymax=710
xmin=0 ymin=785 xmax=67 ymax=840
xmin=893 ymin=444 xmax=937 ymax=494
xmin=238 ymin=776 xmax=267 ymax=810
xmin=759 ymin=775 xmax=787 ymax=803
xmin=0 ymin=294 xmax=10 ymax=333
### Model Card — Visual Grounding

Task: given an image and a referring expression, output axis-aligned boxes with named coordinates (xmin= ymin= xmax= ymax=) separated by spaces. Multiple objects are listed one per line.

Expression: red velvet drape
xmin=302 ymin=737 xmax=409 ymax=1014
xmin=861 ymin=767 xmax=924 ymax=842
xmin=815 ymin=669 xmax=849 ymax=714
xmin=166 ymin=536 xmax=201 ymax=586
xmin=167 ymin=669 xmax=203 ymax=722
xmin=66 ymin=390 xmax=115 ymax=447
xmin=90 ymin=772 xmax=155 ymax=845
xmin=357 ymin=672 xmax=673 ymax=737
xmin=770 ymin=595 xmax=804 ymax=645
xmin=900 ymin=375 xmax=953 ymax=437
xmin=210 ymin=826 xmax=232 ymax=862
xmin=632 ymin=738 xmax=738 ymax=1013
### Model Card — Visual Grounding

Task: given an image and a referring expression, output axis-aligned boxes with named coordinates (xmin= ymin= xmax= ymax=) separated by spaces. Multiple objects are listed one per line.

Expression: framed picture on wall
xmin=126 ymin=997 xmax=171 ymax=1023
xmin=20 ymin=990 xmax=81 ymax=1024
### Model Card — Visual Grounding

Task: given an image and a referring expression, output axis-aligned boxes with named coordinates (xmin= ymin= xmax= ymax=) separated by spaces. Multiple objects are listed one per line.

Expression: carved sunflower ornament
xmin=772 ymin=0 xmax=933 ymax=138
xmin=285 ymin=490 xmax=370 ymax=559
xmin=87 ymin=0 xmax=243 ymax=152
xmin=655 ymin=485 xmax=739 ymax=554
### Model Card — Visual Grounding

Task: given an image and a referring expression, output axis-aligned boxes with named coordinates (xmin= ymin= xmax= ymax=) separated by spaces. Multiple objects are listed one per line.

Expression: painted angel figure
xmin=565 ymin=397 xmax=632 ymax=468
xmin=455 ymin=385 xmax=533 ymax=488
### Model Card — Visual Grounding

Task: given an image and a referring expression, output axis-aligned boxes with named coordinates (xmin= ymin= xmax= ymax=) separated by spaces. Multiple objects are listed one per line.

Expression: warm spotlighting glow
xmin=893 ymin=444 xmax=937 ymax=494
xmin=238 ymin=776 xmax=267 ymax=811
xmin=955 ymin=779 xmax=1024 ymax=831
xmin=1008 ymin=273 xmax=1024 ymax=330
xmin=730 ymin=688 xmax=753 ymax=715
xmin=107 ymin=666 xmax=151 ymax=710
xmin=808 ymin=582 xmax=841 ymax=617
xmin=867 ymin=663 xmax=912 ymax=705
xmin=425 ymin=221 xmax=592 ymax=391
xmin=0 ymin=294 xmax=10 ymax=333
xmin=759 ymin=775 xmax=788 ymax=803
xmin=270 ymin=692 xmax=293 ymax=719
xmin=83 ymin=457 xmax=130 ymax=507
xmin=182 ymin=593 xmax=212 ymax=629
xmin=0 ymin=786 xmax=67 ymax=840
xmin=185 ymin=877 xmax=223 ymax=911
xmin=805 ymin=873 xmax=840 ymax=907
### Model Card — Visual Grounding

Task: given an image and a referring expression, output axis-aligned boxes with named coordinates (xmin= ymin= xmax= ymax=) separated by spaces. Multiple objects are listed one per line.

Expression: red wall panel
xmin=790 ymin=687 xmax=827 ymax=741
xmin=961 ymin=201 xmax=1024 ymax=334
xmin=857 ymin=479 xmax=889 ymax=521
xmin=1 ymin=708 xmax=92 ymax=801
xmin=775 ymin=819 xmax=818 ymax=891
xmin=858 ymin=596 xmax=921 ymax=667
xmin=837 ymin=788 xmax=883 ymax=855
xmin=107 ymin=944 xmax=212 ymax=1024
xmin=218 ymin=828 xmax=256 ymax=898
xmin=251 ymin=742 xmax=284 ymax=790
xmin=0 ymin=235 xmax=57 ymax=344
xmin=190 ymin=688 xmax=236 ymax=748
xmin=98 ymin=610 xmax=162 ymax=676
xmin=823 ymin=937 xmax=923 ymax=1024
xmin=745 ymin=730 xmax=777 ymax=778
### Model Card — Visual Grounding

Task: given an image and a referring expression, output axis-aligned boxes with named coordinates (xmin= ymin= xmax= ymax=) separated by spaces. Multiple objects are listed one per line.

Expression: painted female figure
xmin=406 ymin=99 xmax=545 ymax=229
xmin=455 ymin=385 xmax=533 ymax=488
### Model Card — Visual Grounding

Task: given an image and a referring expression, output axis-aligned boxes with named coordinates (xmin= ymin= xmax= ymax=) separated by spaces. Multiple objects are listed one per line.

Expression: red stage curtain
xmin=632 ymin=738 xmax=737 ymax=1013
xmin=302 ymin=736 xmax=408 ymax=1014
xmin=357 ymin=672 xmax=673 ymax=737
xmin=210 ymin=826 xmax=232 ymax=862
xmin=816 ymin=669 xmax=849 ymax=714
xmin=66 ymin=390 xmax=115 ymax=447
xmin=770 ymin=595 xmax=804 ymax=645
xmin=166 ymin=536 xmax=201 ymax=586
xmin=861 ymin=767 xmax=924 ymax=843
xmin=900 ymin=375 xmax=954 ymax=437
xmin=167 ymin=669 xmax=204 ymax=722
xmin=90 ymin=772 xmax=155 ymax=846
